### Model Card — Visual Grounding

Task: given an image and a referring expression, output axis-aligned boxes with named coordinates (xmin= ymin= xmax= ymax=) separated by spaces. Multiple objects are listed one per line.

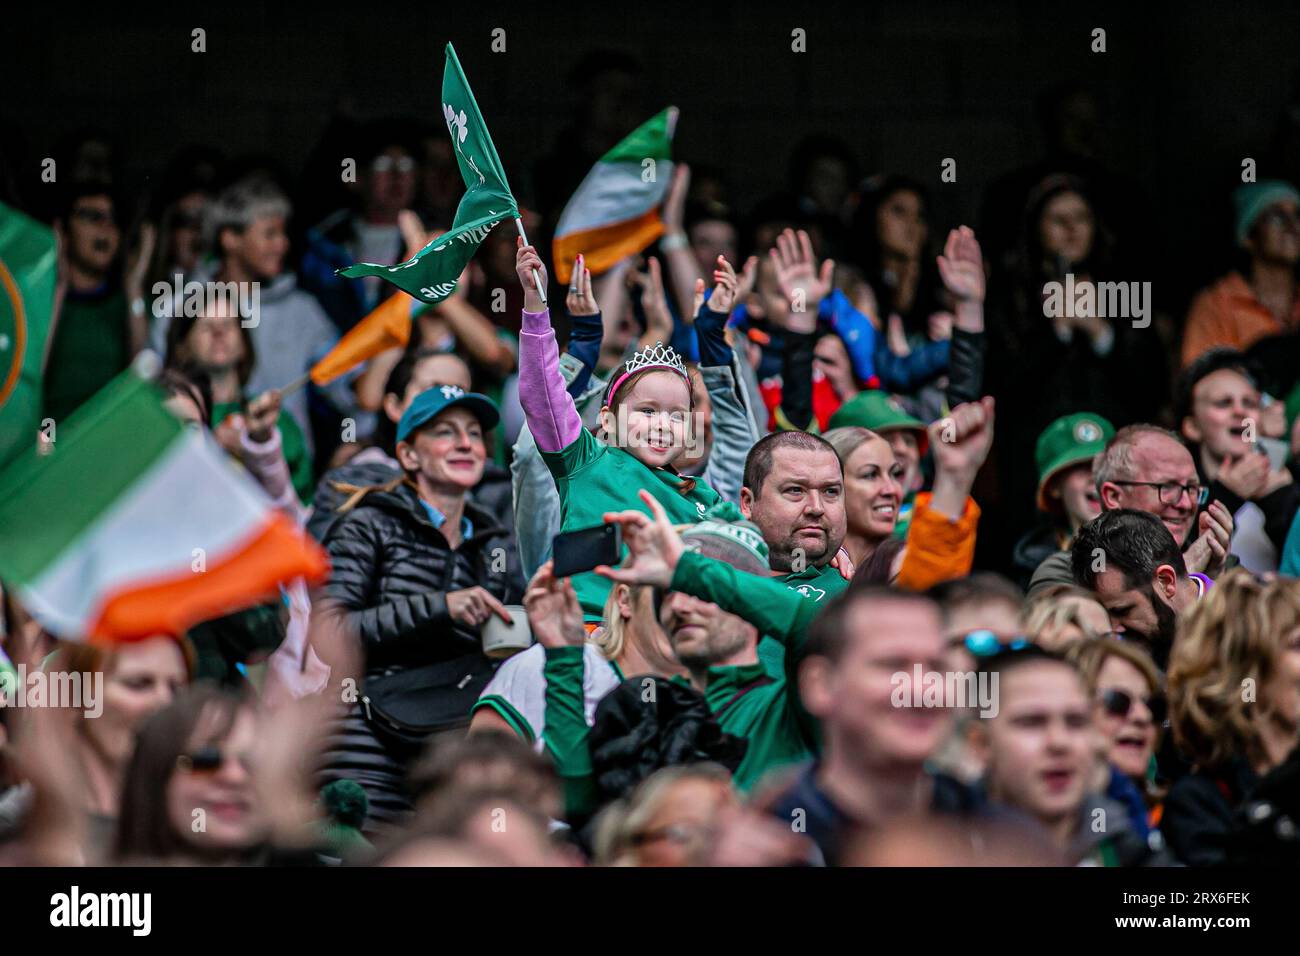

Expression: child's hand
xmin=516 ymin=238 xmax=549 ymax=312
xmin=705 ymin=255 xmax=755 ymax=316
xmin=565 ymin=255 xmax=598 ymax=316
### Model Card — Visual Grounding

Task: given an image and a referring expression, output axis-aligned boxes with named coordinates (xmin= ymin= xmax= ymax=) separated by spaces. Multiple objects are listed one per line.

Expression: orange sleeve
xmin=1180 ymin=288 xmax=1229 ymax=369
xmin=895 ymin=492 xmax=980 ymax=591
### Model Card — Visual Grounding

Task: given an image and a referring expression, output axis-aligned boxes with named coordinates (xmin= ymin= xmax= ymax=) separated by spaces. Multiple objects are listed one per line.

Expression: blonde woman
xmin=822 ymin=395 xmax=993 ymax=590
xmin=469 ymin=562 xmax=681 ymax=747
xmin=592 ymin=764 xmax=736 ymax=866
xmin=1162 ymin=571 xmax=1300 ymax=865
xmin=1022 ymin=584 xmax=1112 ymax=652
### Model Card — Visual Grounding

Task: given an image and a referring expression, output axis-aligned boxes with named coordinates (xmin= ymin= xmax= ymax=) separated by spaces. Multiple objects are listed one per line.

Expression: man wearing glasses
xmin=1029 ymin=424 xmax=1234 ymax=592
xmin=43 ymin=184 xmax=132 ymax=424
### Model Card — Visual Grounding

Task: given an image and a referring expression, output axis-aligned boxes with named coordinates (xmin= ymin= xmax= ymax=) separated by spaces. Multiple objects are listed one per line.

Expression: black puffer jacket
xmin=322 ymin=478 xmax=524 ymax=673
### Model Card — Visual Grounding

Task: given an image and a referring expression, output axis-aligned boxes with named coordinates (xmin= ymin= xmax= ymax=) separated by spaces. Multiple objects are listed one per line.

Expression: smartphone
xmin=1258 ymin=436 xmax=1289 ymax=472
xmin=552 ymin=524 xmax=622 ymax=578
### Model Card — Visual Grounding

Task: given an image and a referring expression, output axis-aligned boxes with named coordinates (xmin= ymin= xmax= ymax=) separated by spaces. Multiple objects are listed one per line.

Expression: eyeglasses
xmin=176 ymin=744 xmax=254 ymax=774
xmin=1099 ymin=688 xmax=1166 ymax=725
xmin=1110 ymin=480 xmax=1208 ymax=507
xmin=952 ymin=630 xmax=1031 ymax=658
xmin=630 ymin=823 xmax=712 ymax=847
xmin=372 ymin=155 xmax=416 ymax=174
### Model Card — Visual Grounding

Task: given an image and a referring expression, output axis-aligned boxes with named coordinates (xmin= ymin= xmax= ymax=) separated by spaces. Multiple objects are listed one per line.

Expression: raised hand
xmin=565 ymin=254 xmax=598 ymax=316
xmin=663 ymin=162 xmax=691 ymax=235
xmin=515 ymin=238 xmax=549 ymax=313
xmin=595 ymin=489 xmax=685 ymax=590
xmin=936 ymin=226 xmax=985 ymax=304
xmin=523 ymin=560 xmax=586 ymax=649
xmin=770 ymin=228 xmax=834 ymax=332
xmin=705 ymin=255 xmax=743 ymax=315
xmin=244 ymin=389 xmax=282 ymax=444
xmin=930 ymin=397 xmax=996 ymax=481
xmin=123 ymin=221 xmax=156 ymax=297
xmin=398 ymin=209 xmax=430 ymax=259
xmin=627 ymin=256 xmax=674 ymax=343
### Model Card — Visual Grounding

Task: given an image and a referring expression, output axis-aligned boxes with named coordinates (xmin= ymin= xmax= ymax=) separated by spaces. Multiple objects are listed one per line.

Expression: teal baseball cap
xmin=397 ymin=384 xmax=500 ymax=443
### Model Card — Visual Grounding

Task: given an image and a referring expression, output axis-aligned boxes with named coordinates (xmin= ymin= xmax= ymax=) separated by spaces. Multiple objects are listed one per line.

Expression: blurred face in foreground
xmin=982 ymin=661 xmax=1092 ymax=828
xmin=631 ymin=777 xmax=736 ymax=867
xmin=802 ymin=598 xmax=951 ymax=769
xmin=85 ymin=638 xmax=188 ymax=769
xmin=167 ymin=705 xmax=263 ymax=852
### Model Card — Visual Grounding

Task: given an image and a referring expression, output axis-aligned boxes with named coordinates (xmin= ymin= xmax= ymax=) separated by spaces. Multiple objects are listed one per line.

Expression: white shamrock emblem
xmin=443 ymin=104 xmax=469 ymax=144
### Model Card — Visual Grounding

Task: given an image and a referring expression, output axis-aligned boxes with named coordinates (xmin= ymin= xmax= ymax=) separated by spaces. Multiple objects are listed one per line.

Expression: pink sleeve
xmin=517 ymin=308 xmax=583 ymax=452
xmin=239 ymin=427 xmax=306 ymax=523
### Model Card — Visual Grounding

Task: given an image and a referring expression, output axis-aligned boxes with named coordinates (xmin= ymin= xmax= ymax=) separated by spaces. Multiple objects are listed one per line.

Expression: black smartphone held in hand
xmin=552 ymin=524 xmax=623 ymax=578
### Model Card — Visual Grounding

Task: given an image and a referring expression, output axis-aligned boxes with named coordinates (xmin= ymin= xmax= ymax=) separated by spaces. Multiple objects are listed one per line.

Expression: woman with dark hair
xmin=164 ymin=299 xmax=313 ymax=502
xmin=985 ymin=174 xmax=1166 ymax=554
xmin=851 ymin=174 xmax=947 ymax=341
xmin=114 ymin=685 xmax=323 ymax=864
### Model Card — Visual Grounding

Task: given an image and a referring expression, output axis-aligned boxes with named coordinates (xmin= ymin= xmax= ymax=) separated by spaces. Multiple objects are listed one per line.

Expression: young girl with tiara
xmin=514 ymin=238 xmax=752 ymax=620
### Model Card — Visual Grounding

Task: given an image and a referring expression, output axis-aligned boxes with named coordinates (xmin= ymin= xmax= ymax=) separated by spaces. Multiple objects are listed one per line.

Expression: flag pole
xmin=514 ymin=217 xmax=547 ymax=306
xmin=276 ymin=372 xmax=312 ymax=397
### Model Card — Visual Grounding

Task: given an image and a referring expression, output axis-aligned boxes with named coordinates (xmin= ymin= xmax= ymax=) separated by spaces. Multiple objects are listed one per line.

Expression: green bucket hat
xmin=679 ymin=501 xmax=770 ymax=576
xmin=827 ymin=391 xmax=928 ymax=454
xmin=1035 ymin=412 xmax=1115 ymax=512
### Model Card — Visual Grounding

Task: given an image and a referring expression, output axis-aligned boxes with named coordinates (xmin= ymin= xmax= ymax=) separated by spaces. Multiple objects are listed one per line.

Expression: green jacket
xmin=540 ymin=428 xmax=722 ymax=621
xmin=542 ymin=552 xmax=847 ymax=816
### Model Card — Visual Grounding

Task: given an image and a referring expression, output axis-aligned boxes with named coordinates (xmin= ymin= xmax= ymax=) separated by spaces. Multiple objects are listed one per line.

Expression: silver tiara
xmin=624 ymin=341 xmax=688 ymax=378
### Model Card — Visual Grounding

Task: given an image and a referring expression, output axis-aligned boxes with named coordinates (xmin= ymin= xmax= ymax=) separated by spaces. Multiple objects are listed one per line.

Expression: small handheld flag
xmin=553 ymin=107 xmax=678 ymax=285
xmin=338 ymin=44 xmax=522 ymax=306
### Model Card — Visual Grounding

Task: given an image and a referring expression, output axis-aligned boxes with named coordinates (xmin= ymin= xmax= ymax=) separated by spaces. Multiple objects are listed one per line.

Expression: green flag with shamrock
xmin=338 ymin=43 xmax=519 ymax=303
xmin=0 ymin=201 xmax=57 ymax=469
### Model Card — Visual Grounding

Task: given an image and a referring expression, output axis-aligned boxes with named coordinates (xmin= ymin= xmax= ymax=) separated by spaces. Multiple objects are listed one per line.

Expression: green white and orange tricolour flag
xmin=0 ymin=367 xmax=328 ymax=643
xmin=552 ymin=106 xmax=678 ymax=285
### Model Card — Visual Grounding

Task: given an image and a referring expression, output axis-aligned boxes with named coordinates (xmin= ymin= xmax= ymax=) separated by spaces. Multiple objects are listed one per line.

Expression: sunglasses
xmin=176 ymin=744 xmax=254 ymax=774
xmin=952 ymin=630 xmax=1031 ymax=658
xmin=1099 ymin=688 xmax=1166 ymax=725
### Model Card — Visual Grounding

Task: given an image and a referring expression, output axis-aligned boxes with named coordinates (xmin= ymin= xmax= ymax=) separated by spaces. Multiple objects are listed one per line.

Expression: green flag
xmin=0 ymin=202 xmax=57 ymax=469
xmin=339 ymin=43 xmax=519 ymax=304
